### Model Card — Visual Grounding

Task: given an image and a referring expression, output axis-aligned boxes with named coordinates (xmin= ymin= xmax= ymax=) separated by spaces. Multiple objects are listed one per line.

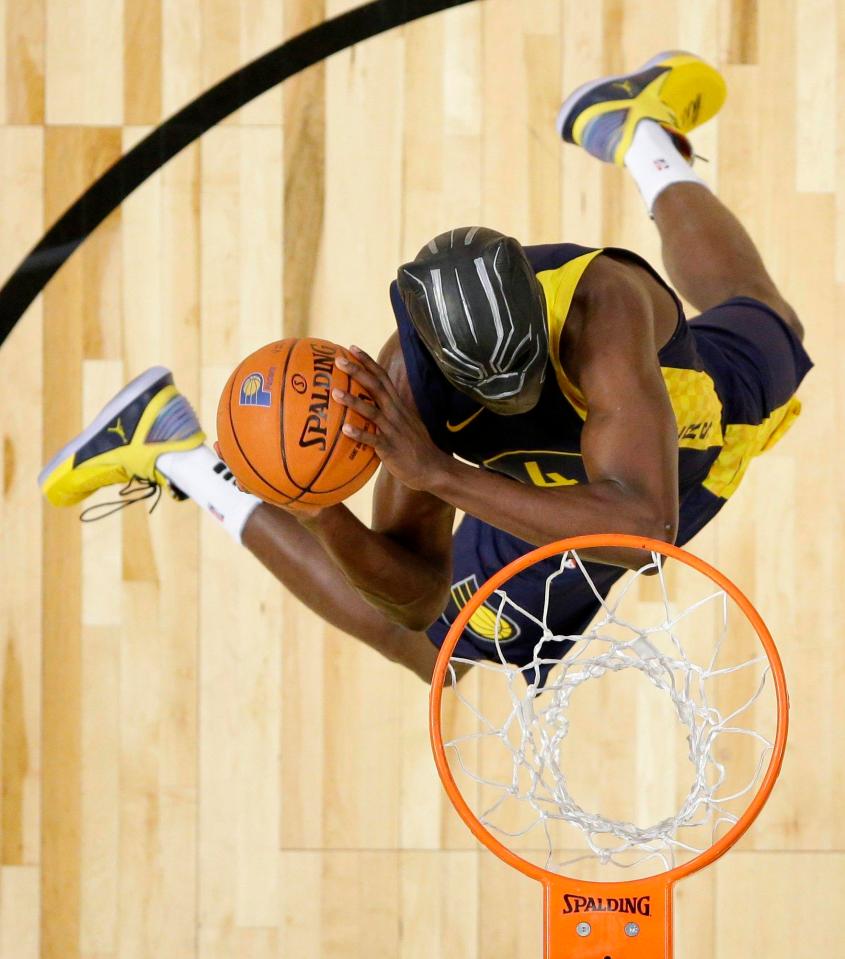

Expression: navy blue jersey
xmin=391 ymin=243 xmax=810 ymax=504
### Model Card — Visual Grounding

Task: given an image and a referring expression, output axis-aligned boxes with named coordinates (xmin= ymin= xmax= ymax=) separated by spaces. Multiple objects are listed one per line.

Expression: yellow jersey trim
xmin=537 ymin=249 xmax=603 ymax=420
xmin=537 ymin=252 xmax=724 ymax=451
xmin=482 ymin=448 xmax=583 ymax=467
xmin=703 ymin=397 xmax=802 ymax=500
xmin=661 ymin=367 xmax=724 ymax=450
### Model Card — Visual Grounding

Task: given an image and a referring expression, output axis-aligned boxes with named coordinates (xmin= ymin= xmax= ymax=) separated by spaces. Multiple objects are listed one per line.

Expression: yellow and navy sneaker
xmin=556 ymin=50 xmax=727 ymax=165
xmin=39 ymin=366 xmax=205 ymax=509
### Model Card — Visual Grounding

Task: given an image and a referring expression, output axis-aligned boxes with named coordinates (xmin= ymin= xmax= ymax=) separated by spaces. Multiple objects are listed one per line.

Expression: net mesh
xmin=440 ymin=548 xmax=777 ymax=882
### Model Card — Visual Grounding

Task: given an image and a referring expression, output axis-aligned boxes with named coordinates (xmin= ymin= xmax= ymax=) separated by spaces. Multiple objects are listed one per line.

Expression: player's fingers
xmin=337 ymin=358 xmax=397 ymax=410
xmin=345 ymin=347 xmax=403 ymax=403
xmin=280 ymin=500 xmax=324 ymax=519
xmin=332 ymin=387 xmax=386 ymax=425
xmin=335 ymin=355 xmax=387 ymax=402
xmin=354 ymin=347 xmax=403 ymax=402
xmin=347 ymin=345 xmax=379 ymax=368
xmin=341 ymin=421 xmax=382 ymax=450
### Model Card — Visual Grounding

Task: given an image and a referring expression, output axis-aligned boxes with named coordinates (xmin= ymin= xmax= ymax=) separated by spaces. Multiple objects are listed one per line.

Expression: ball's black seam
xmin=278 ymin=339 xmax=309 ymax=494
xmin=310 ymin=378 xmax=379 ymax=494
xmin=227 ymin=361 xmax=295 ymax=503
xmin=288 ymin=357 xmax=354 ymax=505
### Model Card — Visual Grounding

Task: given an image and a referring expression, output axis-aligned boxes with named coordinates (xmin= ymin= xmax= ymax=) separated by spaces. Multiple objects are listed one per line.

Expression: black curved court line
xmin=0 ymin=0 xmax=480 ymax=351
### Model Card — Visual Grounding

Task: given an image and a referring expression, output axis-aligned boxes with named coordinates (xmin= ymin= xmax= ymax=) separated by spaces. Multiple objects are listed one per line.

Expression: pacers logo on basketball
xmin=450 ymin=575 xmax=520 ymax=644
xmin=239 ymin=371 xmax=272 ymax=407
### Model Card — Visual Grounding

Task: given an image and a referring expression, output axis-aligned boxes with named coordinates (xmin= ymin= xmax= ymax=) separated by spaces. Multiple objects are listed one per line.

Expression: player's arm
xmin=335 ymin=267 xmax=679 ymax=570
xmin=295 ymin=335 xmax=455 ymax=630
xmin=555 ymin=258 xmax=680 ymax=559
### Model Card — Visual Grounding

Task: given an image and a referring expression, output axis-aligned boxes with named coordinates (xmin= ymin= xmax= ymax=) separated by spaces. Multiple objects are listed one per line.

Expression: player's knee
xmin=390 ymin=595 xmax=448 ymax=633
xmin=659 ymin=516 xmax=679 ymax=545
xmin=729 ymin=282 xmax=805 ymax=342
xmin=757 ymin=295 xmax=804 ymax=342
xmin=774 ymin=301 xmax=804 ymax=341
xmin=379 ymin=623 xmax=439 ymax=679
xmin=647 ymin=515 xmax=678 ymax=555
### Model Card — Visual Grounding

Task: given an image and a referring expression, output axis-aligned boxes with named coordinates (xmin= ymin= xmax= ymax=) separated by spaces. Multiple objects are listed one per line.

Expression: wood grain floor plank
xmin=5 ymin=0 xmax=45 ymax=124
xmin=0 ymin=866 xmax=39 ymax=959
xmin=45 ymin=0 xmax=123 ymax=125
xmin=79 ymin=627 xmax=119 ymax=956
xmin=726 ymin=0 xmax=759 ymax=65
xmin=41 ymin=126 xmax=124 ymax=959
xmin=124 ymin=0 xmax=162 ymax=125
xmin=0 ymin=126 xmax=43 ymax=878
xmin=718 ymin=853 xmax=845 ymax=952
xmin=795 ymin=0 xmax=836 ymax=193
xmin=161 ymin=0 xmax=202 ymax=119
xmin=283 ymin=0 xmax=325 ymax=340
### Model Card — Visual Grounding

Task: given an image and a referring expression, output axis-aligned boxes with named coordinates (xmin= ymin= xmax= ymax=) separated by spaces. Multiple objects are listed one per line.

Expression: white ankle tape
xmin=157 ymin=444 xmax=261 ymax=543
xmin=623 ymin=120 xmax=710 ymax=215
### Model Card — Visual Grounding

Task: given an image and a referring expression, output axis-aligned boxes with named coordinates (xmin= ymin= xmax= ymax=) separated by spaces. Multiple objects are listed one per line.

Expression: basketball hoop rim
xmin=429 ymin=533 xmax=790 ymax=891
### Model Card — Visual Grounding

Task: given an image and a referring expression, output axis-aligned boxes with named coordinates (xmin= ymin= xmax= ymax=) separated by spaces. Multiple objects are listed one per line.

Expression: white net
xmin=439 ymin=548 xmax=779 ymax=882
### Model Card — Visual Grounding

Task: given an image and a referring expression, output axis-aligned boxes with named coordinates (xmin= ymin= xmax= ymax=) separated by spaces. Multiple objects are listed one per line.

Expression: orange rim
xmin=429 ymin=533 xmax=789 ymax=889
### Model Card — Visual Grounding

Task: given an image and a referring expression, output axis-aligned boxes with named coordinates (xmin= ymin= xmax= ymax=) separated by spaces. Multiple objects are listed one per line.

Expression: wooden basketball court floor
xmin=0 ymin=0 xmax=843 ymax=956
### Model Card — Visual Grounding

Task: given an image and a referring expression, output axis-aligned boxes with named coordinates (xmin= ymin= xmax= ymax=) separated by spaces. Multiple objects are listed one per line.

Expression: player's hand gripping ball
xmin=216 ymin=338 xmax=380 ymax=509
xmin=330 ymin=346 xmax=450 ymax=493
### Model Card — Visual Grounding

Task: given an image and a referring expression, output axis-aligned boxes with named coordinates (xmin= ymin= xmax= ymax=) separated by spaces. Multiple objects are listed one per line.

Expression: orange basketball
xmin=216 ymin=337 xmax=380 ymax=509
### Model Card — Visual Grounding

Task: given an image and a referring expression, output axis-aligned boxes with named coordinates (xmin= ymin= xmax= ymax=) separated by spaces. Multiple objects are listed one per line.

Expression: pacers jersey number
xmin=481 ymin=450 xmax=586 ymax=488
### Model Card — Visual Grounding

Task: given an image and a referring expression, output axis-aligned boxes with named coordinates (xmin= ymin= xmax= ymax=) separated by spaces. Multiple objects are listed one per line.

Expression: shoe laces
xmin=79 ymin=477 xmax=163 ymax=522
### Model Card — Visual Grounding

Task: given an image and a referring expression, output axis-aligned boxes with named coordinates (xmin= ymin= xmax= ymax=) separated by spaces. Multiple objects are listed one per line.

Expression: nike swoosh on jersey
xmin=446 ymin=407 xmax=485 ymax=432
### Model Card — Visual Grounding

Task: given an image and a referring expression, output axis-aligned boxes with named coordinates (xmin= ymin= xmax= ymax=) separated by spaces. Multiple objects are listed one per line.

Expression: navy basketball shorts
xmin=425 ymin=295 xmax=812 ymax=680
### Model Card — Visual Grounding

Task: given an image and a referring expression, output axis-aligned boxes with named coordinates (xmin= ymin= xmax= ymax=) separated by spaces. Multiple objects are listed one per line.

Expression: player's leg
xmin=557 ymin=50 xmax=803 ymax=339
xmin=38 ymin=367 xmax=440 ymax=682
xmin=241 ymin=502 xmax=440 ymax=680
xmin=650 ymin=177 xmax=803 ymax=338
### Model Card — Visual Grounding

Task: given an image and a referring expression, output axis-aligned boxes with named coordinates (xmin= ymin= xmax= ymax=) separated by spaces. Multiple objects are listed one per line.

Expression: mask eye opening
xmin=511 ymin=343 xmax=534 ymax=368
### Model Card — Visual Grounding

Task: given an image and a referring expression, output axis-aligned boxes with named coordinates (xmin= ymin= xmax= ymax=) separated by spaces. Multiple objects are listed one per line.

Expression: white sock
xmin=623 ymin=120 xmax=710 ymax=215
xmin=157 ymin=444 xmax=261 ymax=543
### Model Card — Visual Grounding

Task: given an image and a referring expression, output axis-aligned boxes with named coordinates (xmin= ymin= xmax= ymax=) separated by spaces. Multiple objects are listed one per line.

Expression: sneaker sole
xmin=38 ymin=366 xmax=173 ymax=488
xmin=556 ymin=49 xmax=690 ymax=140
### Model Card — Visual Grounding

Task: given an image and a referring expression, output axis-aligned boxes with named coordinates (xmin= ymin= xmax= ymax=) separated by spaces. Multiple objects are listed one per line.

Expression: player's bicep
xmin=574 ymin=279 xmax=679 ymax=535
xmin=580 ymin=364 xmax=676 ymax=495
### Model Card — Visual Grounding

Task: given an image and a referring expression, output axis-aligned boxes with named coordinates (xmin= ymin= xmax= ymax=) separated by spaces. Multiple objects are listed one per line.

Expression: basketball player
xmin=40 ymin=52 xmax=811 ymax=684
